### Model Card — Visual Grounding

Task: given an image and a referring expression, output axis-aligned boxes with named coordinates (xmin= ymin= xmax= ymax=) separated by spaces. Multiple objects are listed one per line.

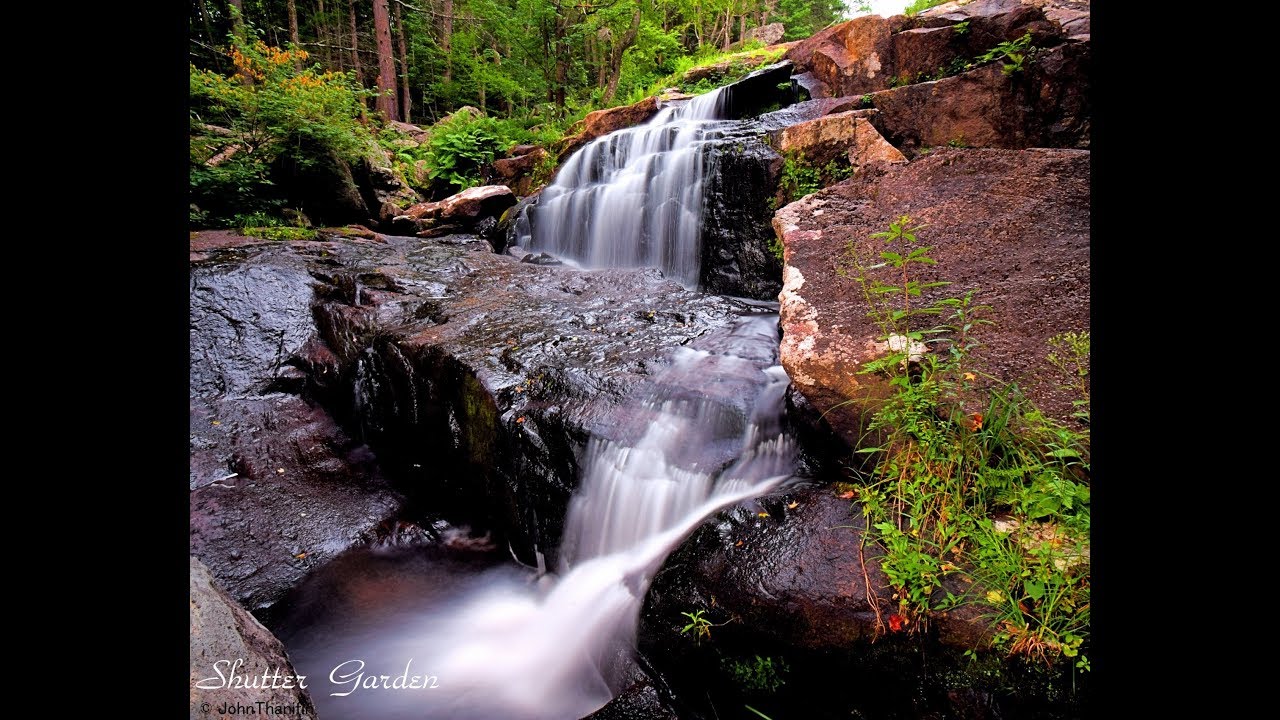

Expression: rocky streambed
xmin=191 ymin=1 xmax=1091 ymax=717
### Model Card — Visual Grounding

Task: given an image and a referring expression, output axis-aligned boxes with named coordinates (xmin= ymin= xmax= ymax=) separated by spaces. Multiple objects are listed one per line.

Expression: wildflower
xmin=888 ymin=614 xmax=907 ymax=632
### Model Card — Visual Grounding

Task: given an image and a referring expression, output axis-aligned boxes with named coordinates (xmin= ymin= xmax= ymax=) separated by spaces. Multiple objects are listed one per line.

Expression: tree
xmin=286 ymin=0 xmax=302 ymax=68
xmin=372 ymin=0 xmax=400 ymax=120
xmin=347 ymin=0 xmax=363 ymax=83
xmin=393 ymin=0 xmax=412 ymax=122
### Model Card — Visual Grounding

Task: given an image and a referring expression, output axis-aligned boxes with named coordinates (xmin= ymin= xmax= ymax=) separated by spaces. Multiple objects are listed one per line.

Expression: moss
xmin=460 ymin=373 xmax=499 ymax=469
xmin=240 ymin=226 xmax=317 ymax=242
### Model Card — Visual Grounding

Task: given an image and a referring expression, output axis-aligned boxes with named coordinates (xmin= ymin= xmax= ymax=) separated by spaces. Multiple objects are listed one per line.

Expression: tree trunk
xmin=229 ymin=0 xmax=246 ymax=42
xmin=196 ymin=0 xmax=216 ymax=45
xmin=392 ymin=0 xmax=411 ymax=123
xmin=372 ymin=0 xmax=399 ymax=120
xmin=347 ymin=0 xmax=363 ymax=84
xmin=316 ymin=0 xmax=339 ymax=69
xmin=739 ymin=13 xmax=746 ymax=45
xmin=602 ymin=9 xmax=641 ymax=105
xmin=442 ymin=0 xmax=454 ymax=83
xmin=286 ymin=0 xmax=301 ymax=68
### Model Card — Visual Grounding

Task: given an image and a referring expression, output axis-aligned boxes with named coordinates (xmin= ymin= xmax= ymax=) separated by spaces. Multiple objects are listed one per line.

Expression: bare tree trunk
xmin=229 ymin=0 xmax=246 ymax=42
xmin=287 ymin=0 xmax=302 ymax=68
xmin=317 ymin=0 xmax=340 ymax=70
xmin=197 ymin=0 xmax=216 ymax=45
xmin=372 ymin=0 xmax=399 ymax=120
xmin=442 ymin=0 xmax=454 ymax=83
xmin=739 ymin=13 xmax=746 ymax=44
xmin=602 ymin=9 xmax=641 ymax=105
xmin=347 ymin=0 xmax=363 ymax=84
xmin=392 ymin=0 xmax=411 ymax=123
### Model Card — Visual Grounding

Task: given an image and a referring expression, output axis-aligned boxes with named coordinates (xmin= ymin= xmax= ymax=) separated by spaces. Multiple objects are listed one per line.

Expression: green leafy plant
xmin=953 ymin=20 xmax=971 ymax=36
xmin=724 ymin=654 xmax=790 ymax=693
xmin=974 ymin=32 xmax=1036 ymax=75
xmin=768 ymin=234 xmax=785 ymax=262
xmin=1046 ymin=331 xmax=1090 ymax=424
xmin=838 ymin=216 xmax=1090 ymax=671
xmin=680 ymin=609 xmax=714 ymax=643
xmin=189 ymin=35 xmax=377 ymax=227
xmin=423 ymin=114 xmax=519 ymax=191
xmin=778 ymin=151 xmax=822 ymax=204
xmin=904 ymin=0 xmax=948 ymax=16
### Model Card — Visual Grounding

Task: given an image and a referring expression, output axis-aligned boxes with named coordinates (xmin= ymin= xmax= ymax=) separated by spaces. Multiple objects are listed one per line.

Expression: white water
xmin=522 ymin=88 xmax=730 ymax=287
xmin=286 ymin=315 xmax=795 ymax=719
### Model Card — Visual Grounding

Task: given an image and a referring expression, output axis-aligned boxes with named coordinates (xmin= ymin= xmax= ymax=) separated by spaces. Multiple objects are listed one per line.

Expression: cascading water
xmin=280 ymin=314 xmax=795 ymax=719
xmin=517 ymin=88 xmax=731 ymax=287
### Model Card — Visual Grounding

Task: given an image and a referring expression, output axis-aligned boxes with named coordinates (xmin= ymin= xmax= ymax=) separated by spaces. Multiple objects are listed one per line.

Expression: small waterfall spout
xmin=282 ymin=315 xmax=795 ymax=720
xmin=520 ymin=88 xmax=730 ymax=287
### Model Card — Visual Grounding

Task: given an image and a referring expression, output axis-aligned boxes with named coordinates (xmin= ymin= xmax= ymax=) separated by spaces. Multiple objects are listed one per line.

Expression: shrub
xmin=423 ymin=113 xmax=521 ymax=191
xmin=838 ymin=216 xmax=1091 ymax=671
xmin=189 ymin=36 xmax=376 ymax=226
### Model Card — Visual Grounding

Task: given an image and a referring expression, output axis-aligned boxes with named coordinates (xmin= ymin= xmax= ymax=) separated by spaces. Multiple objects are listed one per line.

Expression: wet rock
xmin=757 ymin=97 xmax=867 ymax=130
xmin=648 ymin=484 xmax=992 ymax=650
xmin=286 ymin=236 xmax=749 ymax=564
xmin=586 ymin=659 xmax=679 ymax=720
xmin=498 ymin=193 xmax=540 ymax=253
xmin=773 ymin=148 xmax=1090 ymax=448
xmin=491 ymin=146 xmax=547 ymax=196
xmin=719 ymin=61 xmax=796 ymax=120
xmin=355 ymin=157 xmax=421 ymax=226
xmin=521 ymin=251 xmax=562 ymax=266
xmin=190 ymin=557 xmax=318 ymax=719
xmin=648 ymin=485 xmax=896 ymax=650
xmin=559 ymin=97 xmax=661 ymax=159
xmin=191 ymin=240 xmax=410 ymax=613
xmin=701 ymin=133 xmax=784 ymax=299
xmin=394 ymin=185 xmax=518 ymax=236
xmin=867 ymin=41 xmax=1091 ymax=153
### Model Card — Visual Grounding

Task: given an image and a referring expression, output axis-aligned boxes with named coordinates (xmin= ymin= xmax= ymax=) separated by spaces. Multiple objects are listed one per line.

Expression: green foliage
xmin=619 ymin=45 xmax=787 ymax=108
xmin=189 ymin=36 xmax=377 ymax=227
xmin=953 ymin=20 xmax=970 ymax=36
xmin=680 ymin=609 xmax=713 ymax=643
xmin=723 ymin=655 xmax=790 ymax=693
xmin=1046 ymin=331 xmax=1090 ymax=424
xmin=777 ymin=152 xmax=854 ymax=208
xmin=777 ymin=0 xmax=847 ymax=40
xmin=839 ymin=216 xmax=1090 ymax=670
xmin=768 ymin=234 xmax=785 ymax=262
xmin=240 ymin=225 xmax=318 ymax=242
xmin=974 ymin=32 xmax=1036 ymax=75
xmin=423 ymin=114 xmax=521 ymax=191
xmin=778 ymin=151 xmax=822 ymax=203
xmin=904 ymin=0 xmax=948 ymax=16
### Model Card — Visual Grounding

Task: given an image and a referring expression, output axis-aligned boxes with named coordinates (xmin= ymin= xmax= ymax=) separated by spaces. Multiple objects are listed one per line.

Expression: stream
xmin=275 ymin=83 xmax=800 ymax=719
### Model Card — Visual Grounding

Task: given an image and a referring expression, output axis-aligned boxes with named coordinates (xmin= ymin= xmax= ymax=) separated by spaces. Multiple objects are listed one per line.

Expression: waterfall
xmin=519 ymin=88 xmax=730 ymax=288
xmin=282 ymin=315 xmax=795 ymax=720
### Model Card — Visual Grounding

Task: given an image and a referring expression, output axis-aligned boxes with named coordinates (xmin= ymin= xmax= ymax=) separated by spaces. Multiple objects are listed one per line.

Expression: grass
xmin=619 ymin=43 xmax=787 ymax=107
xmin=837 ymin=216 xmax=1090 ymax=672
